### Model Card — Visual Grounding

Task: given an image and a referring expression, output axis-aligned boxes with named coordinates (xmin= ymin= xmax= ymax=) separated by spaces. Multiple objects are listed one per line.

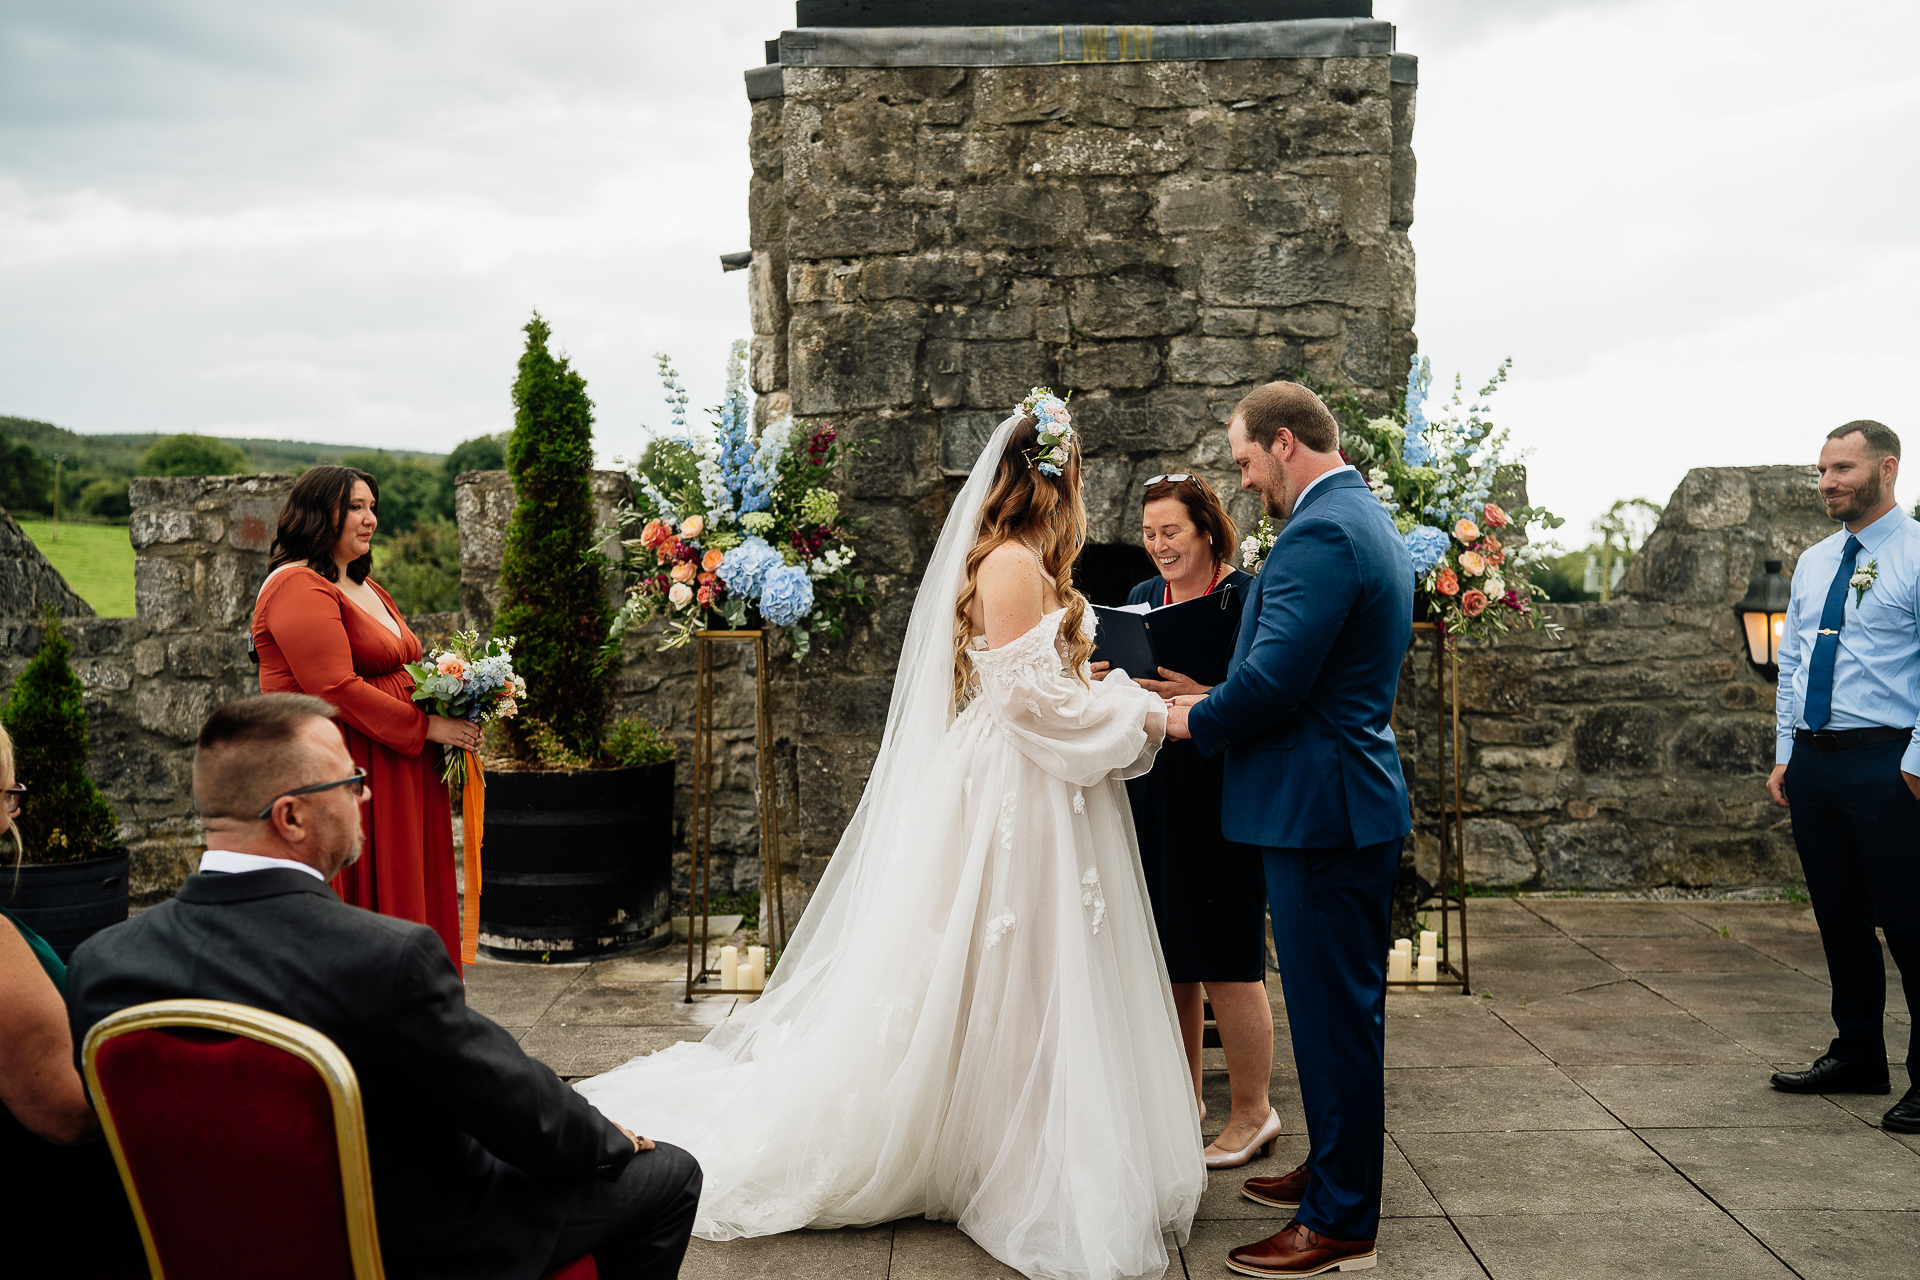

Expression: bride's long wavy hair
xmin=951 ymin=413 xmax=1092 ymax=710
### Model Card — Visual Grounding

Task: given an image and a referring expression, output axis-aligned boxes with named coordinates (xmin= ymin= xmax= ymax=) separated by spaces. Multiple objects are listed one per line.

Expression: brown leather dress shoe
xmin=1226 ymin=1220 xmax=1377 ymax=1277
xmin=1242 ymin=1160 xmax=1311 ymax=1209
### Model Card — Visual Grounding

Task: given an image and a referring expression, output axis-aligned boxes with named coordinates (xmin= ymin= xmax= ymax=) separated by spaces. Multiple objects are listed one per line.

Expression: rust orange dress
xmin=252 ymin=566 xmax=460 ymax=971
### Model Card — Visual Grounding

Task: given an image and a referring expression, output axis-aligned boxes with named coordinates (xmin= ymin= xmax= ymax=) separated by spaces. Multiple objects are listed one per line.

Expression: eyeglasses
xmin=2 ymin=783 xmax=24 ymax=817
xmin=1143 ymin=473 xmax=1195 ymax=486
xmin=255 ymin=770 xmax=367 ymax=821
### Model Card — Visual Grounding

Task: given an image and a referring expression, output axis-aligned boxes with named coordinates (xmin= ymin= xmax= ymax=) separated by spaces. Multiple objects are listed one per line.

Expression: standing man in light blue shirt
xmin=1766 ymin=420 xmax=1920 ymax=1133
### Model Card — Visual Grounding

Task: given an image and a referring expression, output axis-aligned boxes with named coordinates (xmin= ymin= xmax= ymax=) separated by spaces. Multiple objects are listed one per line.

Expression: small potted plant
xmin=1 ymin=610 xmax=129 ymax=958
xmin=474 ymin=313 xmax=677 ymax=963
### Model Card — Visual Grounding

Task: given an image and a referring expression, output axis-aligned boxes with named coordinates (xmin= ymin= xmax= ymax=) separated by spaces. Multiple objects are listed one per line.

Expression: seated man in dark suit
xmin=67 ymin=694 xmax=700 ymax=1280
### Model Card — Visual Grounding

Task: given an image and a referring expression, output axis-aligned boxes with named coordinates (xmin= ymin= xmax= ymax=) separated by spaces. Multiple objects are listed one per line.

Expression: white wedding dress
xmin=575 ymin=417 xmax=1204 ymax=1280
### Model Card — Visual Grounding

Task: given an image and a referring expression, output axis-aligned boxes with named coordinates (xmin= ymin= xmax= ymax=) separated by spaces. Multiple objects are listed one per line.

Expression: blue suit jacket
xmin=1187 ymin=470 xmax=1414 ymax=849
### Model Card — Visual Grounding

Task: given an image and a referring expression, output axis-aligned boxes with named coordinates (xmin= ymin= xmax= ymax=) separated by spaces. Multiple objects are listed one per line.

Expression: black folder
xmin=1091 ymin=584 xmax=1244 ymax=687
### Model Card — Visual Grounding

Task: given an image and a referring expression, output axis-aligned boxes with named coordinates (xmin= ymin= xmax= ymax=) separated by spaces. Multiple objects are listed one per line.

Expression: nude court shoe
xmin=1203 ymin=1108 xmax=1286 ymax=1170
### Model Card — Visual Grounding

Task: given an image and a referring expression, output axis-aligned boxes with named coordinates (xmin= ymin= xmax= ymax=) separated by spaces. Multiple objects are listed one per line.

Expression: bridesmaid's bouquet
xmin=403 ymin=630 xmax=527 ymax=787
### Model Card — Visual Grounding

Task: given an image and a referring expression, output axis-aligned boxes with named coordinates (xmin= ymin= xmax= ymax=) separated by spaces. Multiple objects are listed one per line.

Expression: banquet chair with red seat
xmin=82 ymin=999 xmax=596 ymax=1280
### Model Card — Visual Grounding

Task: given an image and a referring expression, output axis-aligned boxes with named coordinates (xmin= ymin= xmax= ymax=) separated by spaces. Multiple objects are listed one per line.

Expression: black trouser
xmin=1785 ymin=739 xmax=1920 ymax=1071
xmin=544 ymin=1142 xmax=703 ymax=1280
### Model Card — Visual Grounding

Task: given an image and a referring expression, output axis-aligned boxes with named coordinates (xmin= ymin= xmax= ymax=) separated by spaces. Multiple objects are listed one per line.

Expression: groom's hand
xmin=1164 ymin=702 xmax=1191 ymax=741
xmin=614 ymin=1122 xmax=654 ymax=1153
xmin=1135 ymin=668 xmax=1211 ymax=698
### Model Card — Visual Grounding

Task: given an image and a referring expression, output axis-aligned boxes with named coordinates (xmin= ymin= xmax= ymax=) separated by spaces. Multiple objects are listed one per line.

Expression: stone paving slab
xmin=1734 ymin=1209 xmax=1920 ymax=1280
xmin=465 ymin=901 xmax=1920 ymax=1279
xmin=1455 ymin=1209 xmax=1798 ymax=1279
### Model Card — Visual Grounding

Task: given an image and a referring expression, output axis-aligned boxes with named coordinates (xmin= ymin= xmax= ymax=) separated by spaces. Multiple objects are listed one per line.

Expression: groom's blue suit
xmin=1188 ymin=467 xmax=1412 ymax=1242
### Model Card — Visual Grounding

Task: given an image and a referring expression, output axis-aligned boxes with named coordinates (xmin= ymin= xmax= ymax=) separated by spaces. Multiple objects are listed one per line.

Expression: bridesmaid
xmin=252 ymin=466 xmax=482 ymax=970
xmin=1092 ymin=473 xmax=1277 ymax=1168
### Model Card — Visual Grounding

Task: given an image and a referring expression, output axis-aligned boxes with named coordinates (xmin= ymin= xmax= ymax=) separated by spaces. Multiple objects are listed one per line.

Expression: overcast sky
xmin=3 ymin=1 xmax=1915 ymax=540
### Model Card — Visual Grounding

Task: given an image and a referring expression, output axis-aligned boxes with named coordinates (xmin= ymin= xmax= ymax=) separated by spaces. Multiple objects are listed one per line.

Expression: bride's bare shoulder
xmin=974 ymin=540 xmax=1043 ymax=593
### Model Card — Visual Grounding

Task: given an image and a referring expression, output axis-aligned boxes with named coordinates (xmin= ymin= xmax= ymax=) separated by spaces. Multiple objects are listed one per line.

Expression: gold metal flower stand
xmin=1396 ymin=622 xmax=1472 ymax=995
xmin=683 ymin=629 xmax=790 ymax=1001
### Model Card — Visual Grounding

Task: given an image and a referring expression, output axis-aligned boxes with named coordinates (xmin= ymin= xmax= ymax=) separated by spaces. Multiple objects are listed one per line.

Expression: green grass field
xmin=17 ymin=520 xmax=136 ymax=617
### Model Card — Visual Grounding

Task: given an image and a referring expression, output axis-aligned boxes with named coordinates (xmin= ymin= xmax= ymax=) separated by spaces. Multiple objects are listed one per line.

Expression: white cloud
xmin=2 ymin=0 xmax=1914 ymax=549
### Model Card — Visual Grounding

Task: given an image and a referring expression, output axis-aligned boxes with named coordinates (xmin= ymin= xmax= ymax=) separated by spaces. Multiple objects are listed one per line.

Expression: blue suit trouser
xmin=1262 ymin=839 xmax=1399 ymax=1241
xmin=1784 ymin=740 xmax=1920 ymax=1071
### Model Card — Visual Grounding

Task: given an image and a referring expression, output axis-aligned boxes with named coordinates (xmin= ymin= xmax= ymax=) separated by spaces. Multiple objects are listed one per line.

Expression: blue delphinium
xmin=1404 ymin=525 xmax=1450 ymax=576
xmin=1401 ymin=355 xmax=1433 ymax=467
xmin=758 ymin=564 xmax=815 ymax=627
xmin=718 ymin=536 xmax=780 ymax=598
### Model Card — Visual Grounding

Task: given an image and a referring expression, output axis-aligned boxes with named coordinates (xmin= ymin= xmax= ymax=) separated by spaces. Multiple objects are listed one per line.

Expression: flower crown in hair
xmin=1019 ymin=387 xmax=1075 ymax=477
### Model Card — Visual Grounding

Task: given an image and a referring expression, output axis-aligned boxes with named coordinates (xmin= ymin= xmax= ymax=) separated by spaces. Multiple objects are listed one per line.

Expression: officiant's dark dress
xmin=1122 ymin=569 xmax=1266 ymax=983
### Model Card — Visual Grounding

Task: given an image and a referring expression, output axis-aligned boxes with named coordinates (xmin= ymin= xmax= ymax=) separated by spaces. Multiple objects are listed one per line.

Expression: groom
xmin=1167 ymin=381 xmax=1412 ymax=1277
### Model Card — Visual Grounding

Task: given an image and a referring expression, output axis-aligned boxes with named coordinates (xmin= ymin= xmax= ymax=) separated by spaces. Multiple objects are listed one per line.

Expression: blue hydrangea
xmin=1404 ymin=525 xmax=1450 ymax=576
xmin=758 ymin=563 xmax=815 ymax=627
xmin=718 ymin=536 xmax=780 ymax=598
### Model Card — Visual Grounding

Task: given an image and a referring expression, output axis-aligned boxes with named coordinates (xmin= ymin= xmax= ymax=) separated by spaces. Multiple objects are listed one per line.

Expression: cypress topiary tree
xmin=1 ymin=611 xmax=124 ymax=863
xmin=493 ymin=312 xmax=613 ymax=760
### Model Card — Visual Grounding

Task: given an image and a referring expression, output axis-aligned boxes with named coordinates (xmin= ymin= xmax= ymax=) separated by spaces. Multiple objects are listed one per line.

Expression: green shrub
xmin=492 ymin=313 xmax=613 ymax=760
xmin=375 ymin=517 xmax=461 ymax=615
xmin=77 ymin=477 xmax=132 ymax=520
xmin=0 ymin=613 xmax=124 ymax=864
xmin=137 ymin=434 xmax=249 ymax=477
xmin=0 ymin=432 xmax=53 ymax=515
xmin=602 ymin=715 xmax=675 ymax=767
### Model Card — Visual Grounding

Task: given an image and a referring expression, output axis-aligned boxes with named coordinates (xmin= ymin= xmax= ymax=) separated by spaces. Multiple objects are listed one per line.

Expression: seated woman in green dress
xmin=0 ymin=721 xmax=144 ymax=1274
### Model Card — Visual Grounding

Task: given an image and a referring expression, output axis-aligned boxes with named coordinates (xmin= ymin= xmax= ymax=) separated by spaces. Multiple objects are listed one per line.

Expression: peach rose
xmin=658 ymin=535 xmax=682 ymax=561
xmin=668 ymin=582 xmax=694 ymax=608
xmin=1459 ymin=550 xmax=1487 ymax=576
xmin=640 ymin=518 xmax=669 ymax=548
xmin=702 ymin=548 xmax=725 ymax=572
xmin=436 ymin=654 xmax=466 ymax=678
xmin=680 ymin=515 xmax=705 ymax=539
xmin=1453 ymin=517 xmax=1480 ymax=544
xmin=671 ymin=561 xmax=697 ymax=584
xmin=1481 ymin=502 xmax=1509 ymax=529
xmin=696 ymin=582 xmax=716 ymax=606
xmin=1436 ymin=568 xmax=1460 ymax=597
xmin=1460 ymin=589 xmax=1488 ymax=618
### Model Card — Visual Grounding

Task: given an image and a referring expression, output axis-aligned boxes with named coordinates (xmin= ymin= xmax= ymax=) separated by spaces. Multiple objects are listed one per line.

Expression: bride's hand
xmin=1089 ymin=661 xmax=1114 ymax=681
xmin=1134 ymin=668 xmax=1211 ymax=699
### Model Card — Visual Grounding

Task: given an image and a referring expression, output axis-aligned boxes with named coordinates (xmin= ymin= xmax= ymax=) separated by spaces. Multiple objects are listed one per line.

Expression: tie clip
xmin=1818 ymin=628 xmax=1840 ymax=636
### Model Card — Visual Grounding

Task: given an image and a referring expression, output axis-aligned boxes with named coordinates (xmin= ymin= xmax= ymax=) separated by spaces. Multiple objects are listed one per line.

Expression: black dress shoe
xmin=1884 ymin=1084 xmax=1920 ymax=1133
xmin=1770 ymin=1055 xmax=1890 ymax=1095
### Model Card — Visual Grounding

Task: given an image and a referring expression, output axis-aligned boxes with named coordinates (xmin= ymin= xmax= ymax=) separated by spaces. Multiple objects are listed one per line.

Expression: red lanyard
xmin=1165 ymin=562 xmax=1224 ymax=608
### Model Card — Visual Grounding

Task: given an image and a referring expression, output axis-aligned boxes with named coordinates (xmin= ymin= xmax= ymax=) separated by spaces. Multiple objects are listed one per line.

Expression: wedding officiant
xmin=1092 ymin=473 xmax=1277 ymax=1170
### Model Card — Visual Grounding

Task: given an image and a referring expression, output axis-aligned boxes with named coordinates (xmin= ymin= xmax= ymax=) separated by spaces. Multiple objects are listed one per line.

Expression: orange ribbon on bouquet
xmin=460 ymin=749 xmax=485 ymax=965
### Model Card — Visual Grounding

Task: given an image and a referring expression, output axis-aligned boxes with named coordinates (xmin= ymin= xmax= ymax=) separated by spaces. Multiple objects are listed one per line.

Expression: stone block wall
xmin=1398 ymin=465 xmax=1832 ymax=892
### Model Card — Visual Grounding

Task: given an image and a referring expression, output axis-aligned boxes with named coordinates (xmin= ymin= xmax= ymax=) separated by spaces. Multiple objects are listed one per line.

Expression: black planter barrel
xmin=476 ymin=762 xmax=674 ymax=963
xmin=0 ymin=852 xmax=131 ymax=961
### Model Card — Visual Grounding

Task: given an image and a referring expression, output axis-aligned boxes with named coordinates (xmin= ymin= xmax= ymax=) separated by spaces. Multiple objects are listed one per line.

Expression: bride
xmin=576 ymin=392 xmax=1205 ymax=1280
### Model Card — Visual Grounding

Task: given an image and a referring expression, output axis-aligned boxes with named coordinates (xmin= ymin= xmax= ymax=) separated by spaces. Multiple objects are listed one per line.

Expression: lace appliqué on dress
xmin=1080 ymin=866 xmax=1107 ymax=934
xmin=873 ymin=994 xmax=916 ymax=1047
xmin=998 ymin=791 xmax=1018 ymax=852
xmin=983 ymin=911 xmax=1017 ymax=949
xmin=1072 ymin=791 xmax=1085 ymax=815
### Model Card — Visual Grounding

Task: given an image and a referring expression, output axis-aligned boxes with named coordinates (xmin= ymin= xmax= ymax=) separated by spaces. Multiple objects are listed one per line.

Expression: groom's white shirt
xmin=199 ymin=849 xmax=326 ymax=881
xmin=1292 ymin=464 xmax=1358 ymax=512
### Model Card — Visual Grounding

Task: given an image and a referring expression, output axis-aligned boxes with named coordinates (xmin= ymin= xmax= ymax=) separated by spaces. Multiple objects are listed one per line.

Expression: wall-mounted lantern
xmin=1733 ymin=560 xmax=1792 ymax=681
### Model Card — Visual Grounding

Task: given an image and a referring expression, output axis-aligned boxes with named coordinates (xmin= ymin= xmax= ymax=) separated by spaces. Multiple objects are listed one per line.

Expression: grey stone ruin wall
xmin=722 ymin=17 xmax=1421 ymax=916
xmin=1398 ymin=465 xmax=1832 ymax=893
xmin=0 ymin=477 xmax=292 ymax=902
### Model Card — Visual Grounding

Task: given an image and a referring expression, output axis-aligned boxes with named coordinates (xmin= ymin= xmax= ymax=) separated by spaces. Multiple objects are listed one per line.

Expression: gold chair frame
xmin=82 ymin=999 xmax=387 ymax=1280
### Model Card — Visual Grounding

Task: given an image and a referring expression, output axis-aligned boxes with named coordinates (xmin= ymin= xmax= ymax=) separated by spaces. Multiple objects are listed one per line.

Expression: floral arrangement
xmin=1337 ymin=355 xmax=1562 ymax=644
xmin=403 ymin=630 xmax=526 ymax=785
xmin=1240 ymin=514 xmax=1278 ymax=575
xmin=613 ymin=341 xmax=869 ymax=660
xmin=1020 ymin=387 xmax=1074 ymax=474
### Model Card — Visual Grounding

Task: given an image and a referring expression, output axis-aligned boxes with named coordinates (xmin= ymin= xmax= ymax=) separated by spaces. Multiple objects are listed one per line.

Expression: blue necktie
xmin=1802 ymin=533 xmax=1862 ymax=731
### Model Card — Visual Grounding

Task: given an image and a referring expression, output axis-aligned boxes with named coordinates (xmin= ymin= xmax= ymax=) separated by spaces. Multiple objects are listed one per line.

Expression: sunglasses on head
xmin=1143 ymin=473 xmax=1195 ymax=486
xmin=255 ymin=769 xmax=368 ymax=821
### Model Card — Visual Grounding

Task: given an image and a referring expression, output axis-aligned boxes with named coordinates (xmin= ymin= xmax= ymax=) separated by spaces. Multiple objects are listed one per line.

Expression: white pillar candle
xmin=1420 ymin=930 xmax=1438 ymax=960
xmin=1394 ymin=938 xmax=1413 ymax=956
xmin=737 ymin=962 xmax=753 ymax=992
xmin=747 ymin=946 xmax=767 ymax=991
xmin=1416 ymin=954 xmax=1438 ymax=987
xmin=1387 ymin=951 xmax=1411 ymax=983
xmin=718 ymin=945 xmax=739 ymax=986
